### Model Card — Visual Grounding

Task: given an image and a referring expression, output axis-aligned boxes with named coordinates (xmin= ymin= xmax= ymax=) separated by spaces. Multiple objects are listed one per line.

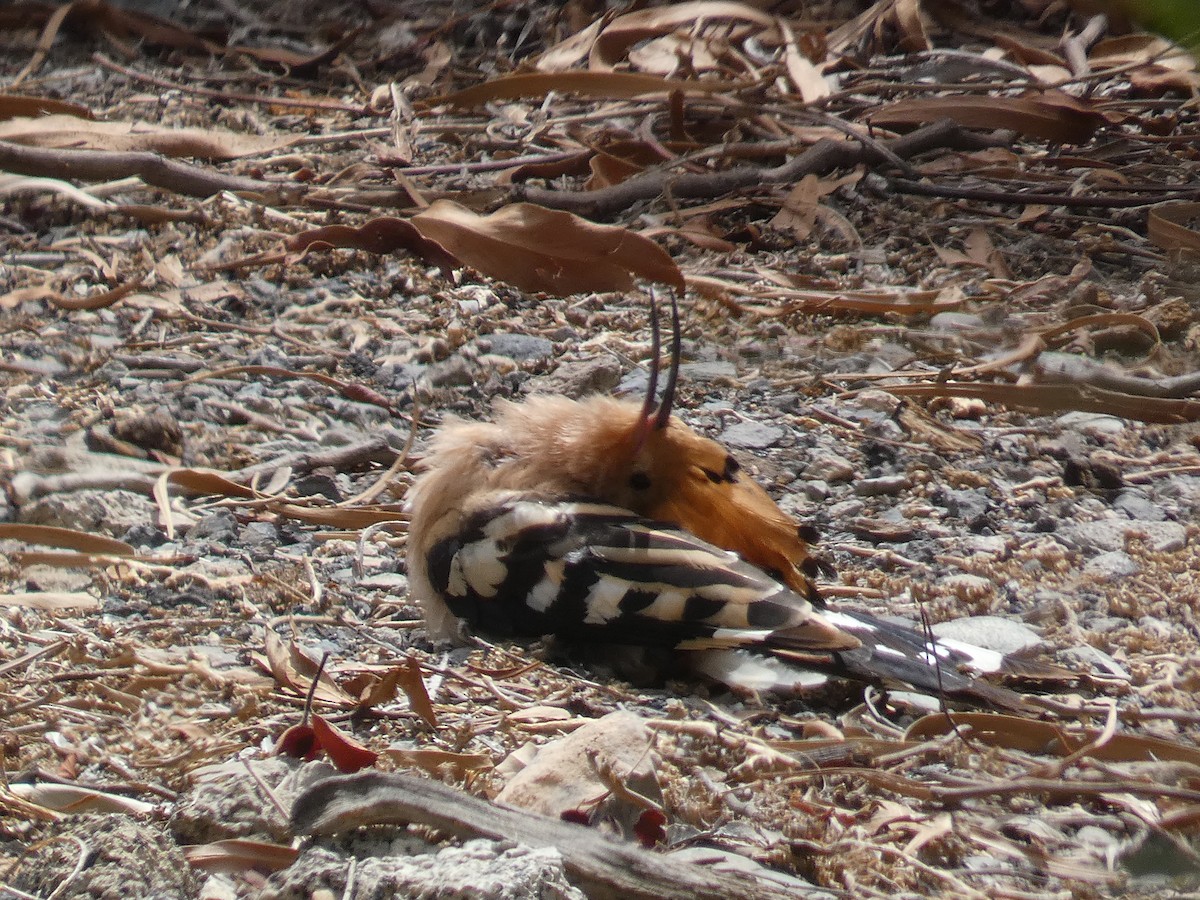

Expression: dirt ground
xmin=2 ymin=0 xmax=1200 ymax=897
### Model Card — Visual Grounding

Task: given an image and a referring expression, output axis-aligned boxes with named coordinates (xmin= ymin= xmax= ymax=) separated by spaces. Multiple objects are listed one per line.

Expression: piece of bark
xmin=291 ymin=771 xmax=815 ymax=900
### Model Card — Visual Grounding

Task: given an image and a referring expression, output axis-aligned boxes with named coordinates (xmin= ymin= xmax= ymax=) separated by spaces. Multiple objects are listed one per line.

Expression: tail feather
xmin=700 ymin=608 xmax=1062 ymax=711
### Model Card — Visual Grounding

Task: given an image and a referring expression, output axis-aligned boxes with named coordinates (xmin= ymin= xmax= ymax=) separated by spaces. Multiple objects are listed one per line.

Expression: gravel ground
xmin=3 ymin=1 xmax=1200 ymax=897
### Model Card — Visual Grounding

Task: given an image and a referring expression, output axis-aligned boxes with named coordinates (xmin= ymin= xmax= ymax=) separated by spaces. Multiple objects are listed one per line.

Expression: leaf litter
xmin=2 ymin=0 xmax=1200 ymax=897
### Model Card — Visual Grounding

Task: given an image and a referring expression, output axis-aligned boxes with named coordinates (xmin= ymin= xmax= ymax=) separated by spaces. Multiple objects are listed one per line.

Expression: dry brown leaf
xmin=0 ymin=592 xmax=100 ymax=610
xmin=885 ymin=381 xmax=1200 ymax=424
xmin=0 ymin=93 xmax=92 ymax=120
xmin=286 ymin=217 xmax=460 ymax=276
xmin=907 ymin=712 xmax=1200 ymax=767
xmin=991 ymin=33 xmax=1066 ymax=67
xmin=394 ymin=657 xmax=437 ymax=728
xmin=45 ymin=272 xmax=147 ymax=311
xmin=6 ymin=782 xmax=155 ymax=815
xmin=386 ymin=748 xmax=493 ymax=778
xmin=869 ymin=91 xmax=1113 ymax=143
xmin=0 ymin=115 xmax=294 ymax=159
xmin=583 ymin=139 xmax=697 ymax=190
xmin=311 ymin=714 xmax=379 ymax=773
xmin=435 ymin=70 xmax=748 ymax=108
xmin=588 ymin=1 xmax=776 ymax=70
xmin=262 ymin=631 xmax=355 ymax=706
xmin=892 ymin=0 xmax=931 ymax=52
xmin=409 ymin=200 xmax=684 ymax=294
xmin=184 ymin=839 xmax=299 ymax=875
xmin=965 ymin=228 xmax=1012 ymax=278
xmin=777 ymin=17 xmax=831 ymax=102
xmin=1089 ymin=33 xmax=1194 ymax=70
xmin=0 ymin=523 xmax=134 ymax=556
xmin=1129 ymin=65 xmax=1200 ymax=94
xmin=346 ymin=664 xmax=413 ymax=712
xmin=1148 ymin=201 xmax=1200 ymax=253
xmin=537 ymin=14 xmax=608 ymax=72
xmin=270 ymin=504 xmax=407 ymax=529
xmin=770 ymin=174 xmax=823 ymax=238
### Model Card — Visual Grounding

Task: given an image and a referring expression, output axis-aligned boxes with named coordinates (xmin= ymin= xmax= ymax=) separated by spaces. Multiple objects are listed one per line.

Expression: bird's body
xmin=406 ymin=392 xmax=1034 ymax=709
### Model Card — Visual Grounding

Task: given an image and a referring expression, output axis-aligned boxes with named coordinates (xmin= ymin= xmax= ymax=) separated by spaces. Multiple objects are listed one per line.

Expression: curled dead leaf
xmin=409 ymin=200 xmax=684 ymax=294
xmin=869 ymin=91 xmax=1114 ymax=143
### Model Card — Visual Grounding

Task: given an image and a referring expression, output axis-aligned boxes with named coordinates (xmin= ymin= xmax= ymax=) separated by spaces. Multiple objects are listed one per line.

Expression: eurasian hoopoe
xmin=405 ymin=293 xmax=1040 ymax=709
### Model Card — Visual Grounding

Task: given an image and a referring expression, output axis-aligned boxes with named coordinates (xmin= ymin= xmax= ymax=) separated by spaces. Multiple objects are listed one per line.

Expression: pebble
xmin=930 ymin=311 xmax=985 ymax=331
xmin=802 ymin=479 xmax=830 ymax=501
xmin=720 ymin=421 xmax=785 ymax=450
xmin=1083 ymin=550 xmax=1140 ymax=581
xmin=358 ymin=572 xmax=409 ymax=591
xmin=825 ymin=499 xmax=865 ymax=520
xmin=240 ymin=522 xmax=278 ymax=549
xmin=426 ymin=355 xmax=474 ymax=387
xmin=850 ymin=389 xmax=902 ymax=414
xmin=19 ymin=489 xmax=157 ymax=538
xmin=1056 ymin=411 xmax=1126 ymax=436
xmin=478 ymin=333 xmax=554 ymax=361
xmin=936 ymin=487 xmax=991 ymax=525
xmin=1059 ymin=643 xmax=1131 ymax=680
xmin=1113 ymin=490 xmax=1165 ymax=521
xmin=853 ymin=474 xmax=908 ymax=497
xmin=803 ymin=453 xmax=855 ymax=482
xmin=528 ymin=358 xmax=621 ymax=398
xmin=679 ymin=361 xmax=737 ymax=381
xmin=1057 ymin=519 xmax=1187 ymax=553
xmin=960 ymin=535 xmax=1010 ymax=556
xmin=932 ymin=615 xmax=1044 ymax=655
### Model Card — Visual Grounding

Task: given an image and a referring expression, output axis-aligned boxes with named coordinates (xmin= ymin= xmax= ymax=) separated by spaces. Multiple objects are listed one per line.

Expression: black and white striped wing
xmin=424 ymin=499 xmax=848 ymax=651
xmin=424 ymin=497 xmax=1035 ymax=708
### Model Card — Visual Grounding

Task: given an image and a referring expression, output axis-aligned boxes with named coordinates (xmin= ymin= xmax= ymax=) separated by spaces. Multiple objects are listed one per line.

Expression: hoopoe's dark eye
xmin=723 ymin=455 xmax=740 ymax=480
xmin=702 ymin=455 xmax=741 ymax=484
xmin=629 ymin=472 xmax=652 ymax=490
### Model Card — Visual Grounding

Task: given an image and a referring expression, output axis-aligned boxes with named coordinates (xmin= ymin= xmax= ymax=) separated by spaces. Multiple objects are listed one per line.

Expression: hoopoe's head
xmin=494 ymin=394 xmax=819 ymax=597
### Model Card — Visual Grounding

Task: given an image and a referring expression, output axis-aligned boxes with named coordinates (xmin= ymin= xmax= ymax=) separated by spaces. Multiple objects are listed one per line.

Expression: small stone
xmin=1057 ymin=410 xmax=1126 ymax=436
xmin=960 ymin=535 xmax=1010 ymax=556
xmin=936 ymin=488 xmax=991 ymax=526
xmin=1083 ymin=550 xmax=1140 ymax=581
xmin=932 ymin=615 xmax=1044 ymax=655
xmin=802 ymin=479 xmax=830 ymax=501
xmin=1059 ymin=643 xmax=1131 ymax=680
xmin=721 ymin=421 xmax=785 ymax=450
xmin=426 ymin=355 xmax=474 ymax=387
xmin=359 ymin=572 xmax=409 ymax=591
xmin=1058 ymin=519 xmax=1187 ymax=553
xmin=930 ymin=311 xmax=985 ymax=331
xmin=679 ymin=361 xmax=737 ymax=381
xmin=293 ymin=472 xmax=343 ymax=502
xmin=853 ymin=474 xmax=908 ymax=497
xmin=851 ymin=389 xmax=903 ymax=414
xmin=21 ymin=565 xmax=93 ymax=593
xmin=478 ymin=333 xmax=554 ymax=361
xmin=1113 ymin=490 xmax=1164 ymax=521
xmin=826 ymin=498 xmax=865 ymax=519
xmin=528 ymin=358 xmax=621 ymax=398
xmin=240 ymin=521 xmax=278 ymax=548
xmin=19 ymin=488 xmax=156 ymax=538
xmin=188 ymin=510 xmax=239 ymax=543
xmin=803 ymin=453 xmax=855 ymax=482
xmin=112 ymin=409 xmax=184 ymax=456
